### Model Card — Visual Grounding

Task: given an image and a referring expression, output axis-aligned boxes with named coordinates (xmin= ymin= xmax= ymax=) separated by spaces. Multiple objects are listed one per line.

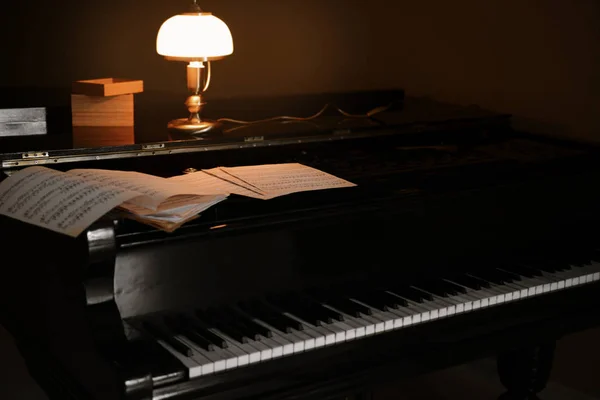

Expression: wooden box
xmin=72 ymin=78 xmax=143 ymax=97
xmin=71 ymin=78 xmax=143 ymax=147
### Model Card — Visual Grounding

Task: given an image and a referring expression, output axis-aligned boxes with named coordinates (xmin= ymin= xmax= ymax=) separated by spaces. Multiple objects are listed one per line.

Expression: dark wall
xmin=2 ymin=0 xmax=599 ymax=139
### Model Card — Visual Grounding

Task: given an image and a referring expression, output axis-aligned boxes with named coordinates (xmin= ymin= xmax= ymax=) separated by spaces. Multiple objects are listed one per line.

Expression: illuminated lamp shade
xmin=156 ymin=1 xmax=234 ymax=136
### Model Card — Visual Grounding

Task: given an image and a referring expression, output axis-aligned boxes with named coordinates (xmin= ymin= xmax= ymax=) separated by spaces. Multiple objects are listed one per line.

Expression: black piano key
xmin=324 ymin=297 xmax=371 ymax=318
xmin=226 ymin=306 xmax=274 ymax=339
xmin=508 ymin=264 xmax=544 ymax=278
xmin=439 ymin=278 xmax=469 ymax=294
xmin=266 ymin=293 xmax=333 ymax=326
xmin=388 ymin=285 xmax=431 ymax=302
xmin=304 ymin=288 xmax=364 ymax=318
xmin=195 ymin=309 xmax=248 ymax=344
xmin=526 ymin=259 xmax=563 ymax=273
xmin=548 ymin=261 xmax=571 ymax=272
xmin=178 ymin=315 xmax=228 ymax=349
xmin=414 ymin=279 xmax=458 ymax=297
xmin=352 ymin=290 xmax=405 ymax=311
xmin=468 ymin=268 xmax=511 ymax=285
xmin=163 ymin=315 xmax=215 ymax=352
xmin=238 ymin=299 xmax=302 ymax=333
xmin=215 ymin=307 xmax=268 ymax=342
xmin=202 ymin=308 xmax=253 ymax=342
xmin=446 ymin=273 xmax=486 ymax=290
xmin=298 ymin=293 xmax=345 ymax=322
xmin=142 ymin=321 xmax=193 ymax=357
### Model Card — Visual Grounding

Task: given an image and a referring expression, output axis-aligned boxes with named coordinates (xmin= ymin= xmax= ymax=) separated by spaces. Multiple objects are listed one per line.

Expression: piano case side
xmin=0 ymin=216 xmax=157 ymax=400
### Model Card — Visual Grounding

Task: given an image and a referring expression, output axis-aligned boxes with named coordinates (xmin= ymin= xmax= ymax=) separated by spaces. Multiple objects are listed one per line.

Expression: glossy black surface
xmin=2 ymin=91 xmax=600 ymax=400
xmin=0 ymin=89 xmax=512 ymax=170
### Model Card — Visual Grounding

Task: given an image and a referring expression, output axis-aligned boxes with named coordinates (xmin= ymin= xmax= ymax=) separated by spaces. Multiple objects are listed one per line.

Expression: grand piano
xmin=1 ymin=89 xmax=600 ymax=400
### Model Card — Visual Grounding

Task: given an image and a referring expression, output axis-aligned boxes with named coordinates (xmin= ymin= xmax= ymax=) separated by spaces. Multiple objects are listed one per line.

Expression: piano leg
xmin=496 ymin=342 xmax=556 ymax=400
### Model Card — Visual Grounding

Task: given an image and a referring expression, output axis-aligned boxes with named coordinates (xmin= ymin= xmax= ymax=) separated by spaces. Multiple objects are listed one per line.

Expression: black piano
xmin=2 ymin=89 xmax=600 ymax=400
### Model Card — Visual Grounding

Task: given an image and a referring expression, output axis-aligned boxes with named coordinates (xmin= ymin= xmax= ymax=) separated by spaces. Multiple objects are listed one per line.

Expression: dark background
xmin=1 ymin=0 xmax=599 ymax=398
xmin=1 ymin=0 xmax=598 ymax=141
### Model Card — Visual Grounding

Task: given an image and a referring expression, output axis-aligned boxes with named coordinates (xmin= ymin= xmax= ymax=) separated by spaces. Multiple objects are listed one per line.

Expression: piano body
xmin=1 ymin=90 xmax=600 ymax=400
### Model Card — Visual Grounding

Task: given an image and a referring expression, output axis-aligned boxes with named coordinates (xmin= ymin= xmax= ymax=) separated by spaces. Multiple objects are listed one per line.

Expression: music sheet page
xmin=0 ymin=166 xmax=142 ymax=237
xmin=218 ymin=163 xmax=356 ymax=197
xmin=169 ymin=169 xmax=268 ymax=199
xmin=68 ymin=169 xmax=227 ymax=210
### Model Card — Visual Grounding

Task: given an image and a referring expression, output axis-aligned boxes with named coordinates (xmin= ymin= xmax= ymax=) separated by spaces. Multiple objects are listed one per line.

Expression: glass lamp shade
xmin=156 ymin=13 xmax=233 ymax=61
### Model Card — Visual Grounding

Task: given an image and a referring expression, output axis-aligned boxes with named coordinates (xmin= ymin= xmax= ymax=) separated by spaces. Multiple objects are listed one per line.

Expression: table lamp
xmin=157 ymin=0 xmax=233 ymax=135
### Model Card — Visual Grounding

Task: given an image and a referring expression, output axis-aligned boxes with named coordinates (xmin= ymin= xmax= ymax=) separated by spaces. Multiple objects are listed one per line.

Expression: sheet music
xmin=119 ymin=194 xmax=227 ymax=217
xmin=219 ymin=163 xmax=356 ymax=196
xmin=169 ymin=170 xmax=268 ymax=199
xmin=68 ymin=169 xmax=225 ymax=210
xmin=0 ymin=166 xmax=141 ymax=237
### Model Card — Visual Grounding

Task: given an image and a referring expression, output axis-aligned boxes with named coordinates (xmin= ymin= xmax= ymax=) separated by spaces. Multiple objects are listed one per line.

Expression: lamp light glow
xmin=157 ymin=13 xmax=233 ymax=60
xmin=156 ymin=2 xmax=233 ymax=136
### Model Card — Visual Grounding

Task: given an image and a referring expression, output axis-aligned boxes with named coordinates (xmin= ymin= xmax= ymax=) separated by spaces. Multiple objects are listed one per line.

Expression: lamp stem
xmin=186 ymin=61 xmax=211 ymax=95
xmin=185 ymin=61 xmax=212 ymax=124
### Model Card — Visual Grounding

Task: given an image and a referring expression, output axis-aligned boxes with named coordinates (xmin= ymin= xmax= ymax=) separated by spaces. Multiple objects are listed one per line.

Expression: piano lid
xmin=0 ymin=89 xmax=510 ymax=170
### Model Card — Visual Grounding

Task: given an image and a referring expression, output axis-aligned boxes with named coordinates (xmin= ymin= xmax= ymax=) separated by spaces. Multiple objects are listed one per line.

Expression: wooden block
xmin=72 ymin=78 xmax=144 ymax=97
xmin=72 ymin=126 xmax=134 ymax=148
xmin=71 ymin=94 xmax=133 ymax=127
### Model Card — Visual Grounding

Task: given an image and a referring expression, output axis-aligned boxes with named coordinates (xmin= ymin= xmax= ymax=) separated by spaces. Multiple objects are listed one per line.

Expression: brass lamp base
xmin=167 ymin=118 xmax=222 ymax=136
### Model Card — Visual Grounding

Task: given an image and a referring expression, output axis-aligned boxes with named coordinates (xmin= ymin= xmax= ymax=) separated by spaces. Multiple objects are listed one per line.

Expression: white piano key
xmin=500 ymin=279 xmax=529 ymax=300
xmin=444 ymin=280 xmax=484 ymax=310
xmin=175 ymin=335 xmax=220 ymax=376
xmin=317 ymin=319 xmax=347 ymax=343
xmin=349 ymin=300 xmax=397 ymax=331
xmin=312 ymin=323 xmax=340 ymax=345
xmin=290 ymin=328 xmax=316 ymax=350
xmin=249 ymin=336 xmax=273 ymax=361
xmin=384 ymin=291 xmax=425 ymax=323
xmin=292 ymin=321 xmax=327 ymax=349
xmin=179 ymin=334 xmax=229 ymax=373
xmin=578 ymin=263 xmax=600 ymax=283
xmin=252 ymin=320 xmax=296 ymax=355
xmin=344 ymin=300 xmax=387 ymax=332
xmin=335 ymin=316 xmax=363 ymax=338
xmin=406 ymin=296 xmax=439 ymax=320
xmin=258 ymin=336 xmax=285 ymax=358
xmin=208 ymin=329 xmax=250 ymax=367
xmin=156 ymin=338 xmax=204 ymax=378
xmin=282 ymin=331 xmax=307 ymax=353
xmin=320 ymin=305 xmax=359 ymax=340
xmin=403 ymin=299 xmax=431 ymax=323
xmin=496 ymin=270 xmax=540 ymax=296
xmin=338 ymin=316 xmax=365 ymax=339
xmin=388 ymin=305 xmax=416 ymax=327
xmin=300 ymin=324 xmax=327 ymax=348
xmin=445 ymin=294 xmax=470 ymax=313
xmin=279 ymin=313 xmax=331 ymax=347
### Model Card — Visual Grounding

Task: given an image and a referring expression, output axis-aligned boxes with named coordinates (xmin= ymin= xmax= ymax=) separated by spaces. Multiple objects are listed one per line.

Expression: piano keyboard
xmin=134 ymin=260 xmax=600 ymax=379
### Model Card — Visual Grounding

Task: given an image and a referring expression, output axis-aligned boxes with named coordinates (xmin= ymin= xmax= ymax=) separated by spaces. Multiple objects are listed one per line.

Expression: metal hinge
xmin=142 ymin=143 xmax=166 ymax=150
xmin=244 ymin=136 xmax=264 ymax=142
xmin=22 ymin=151 xmax=49 ymax=159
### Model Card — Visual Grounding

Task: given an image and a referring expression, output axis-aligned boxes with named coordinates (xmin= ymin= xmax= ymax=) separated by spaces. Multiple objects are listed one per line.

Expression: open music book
xmin=0 ymin=164 xmax=355 ymax=237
